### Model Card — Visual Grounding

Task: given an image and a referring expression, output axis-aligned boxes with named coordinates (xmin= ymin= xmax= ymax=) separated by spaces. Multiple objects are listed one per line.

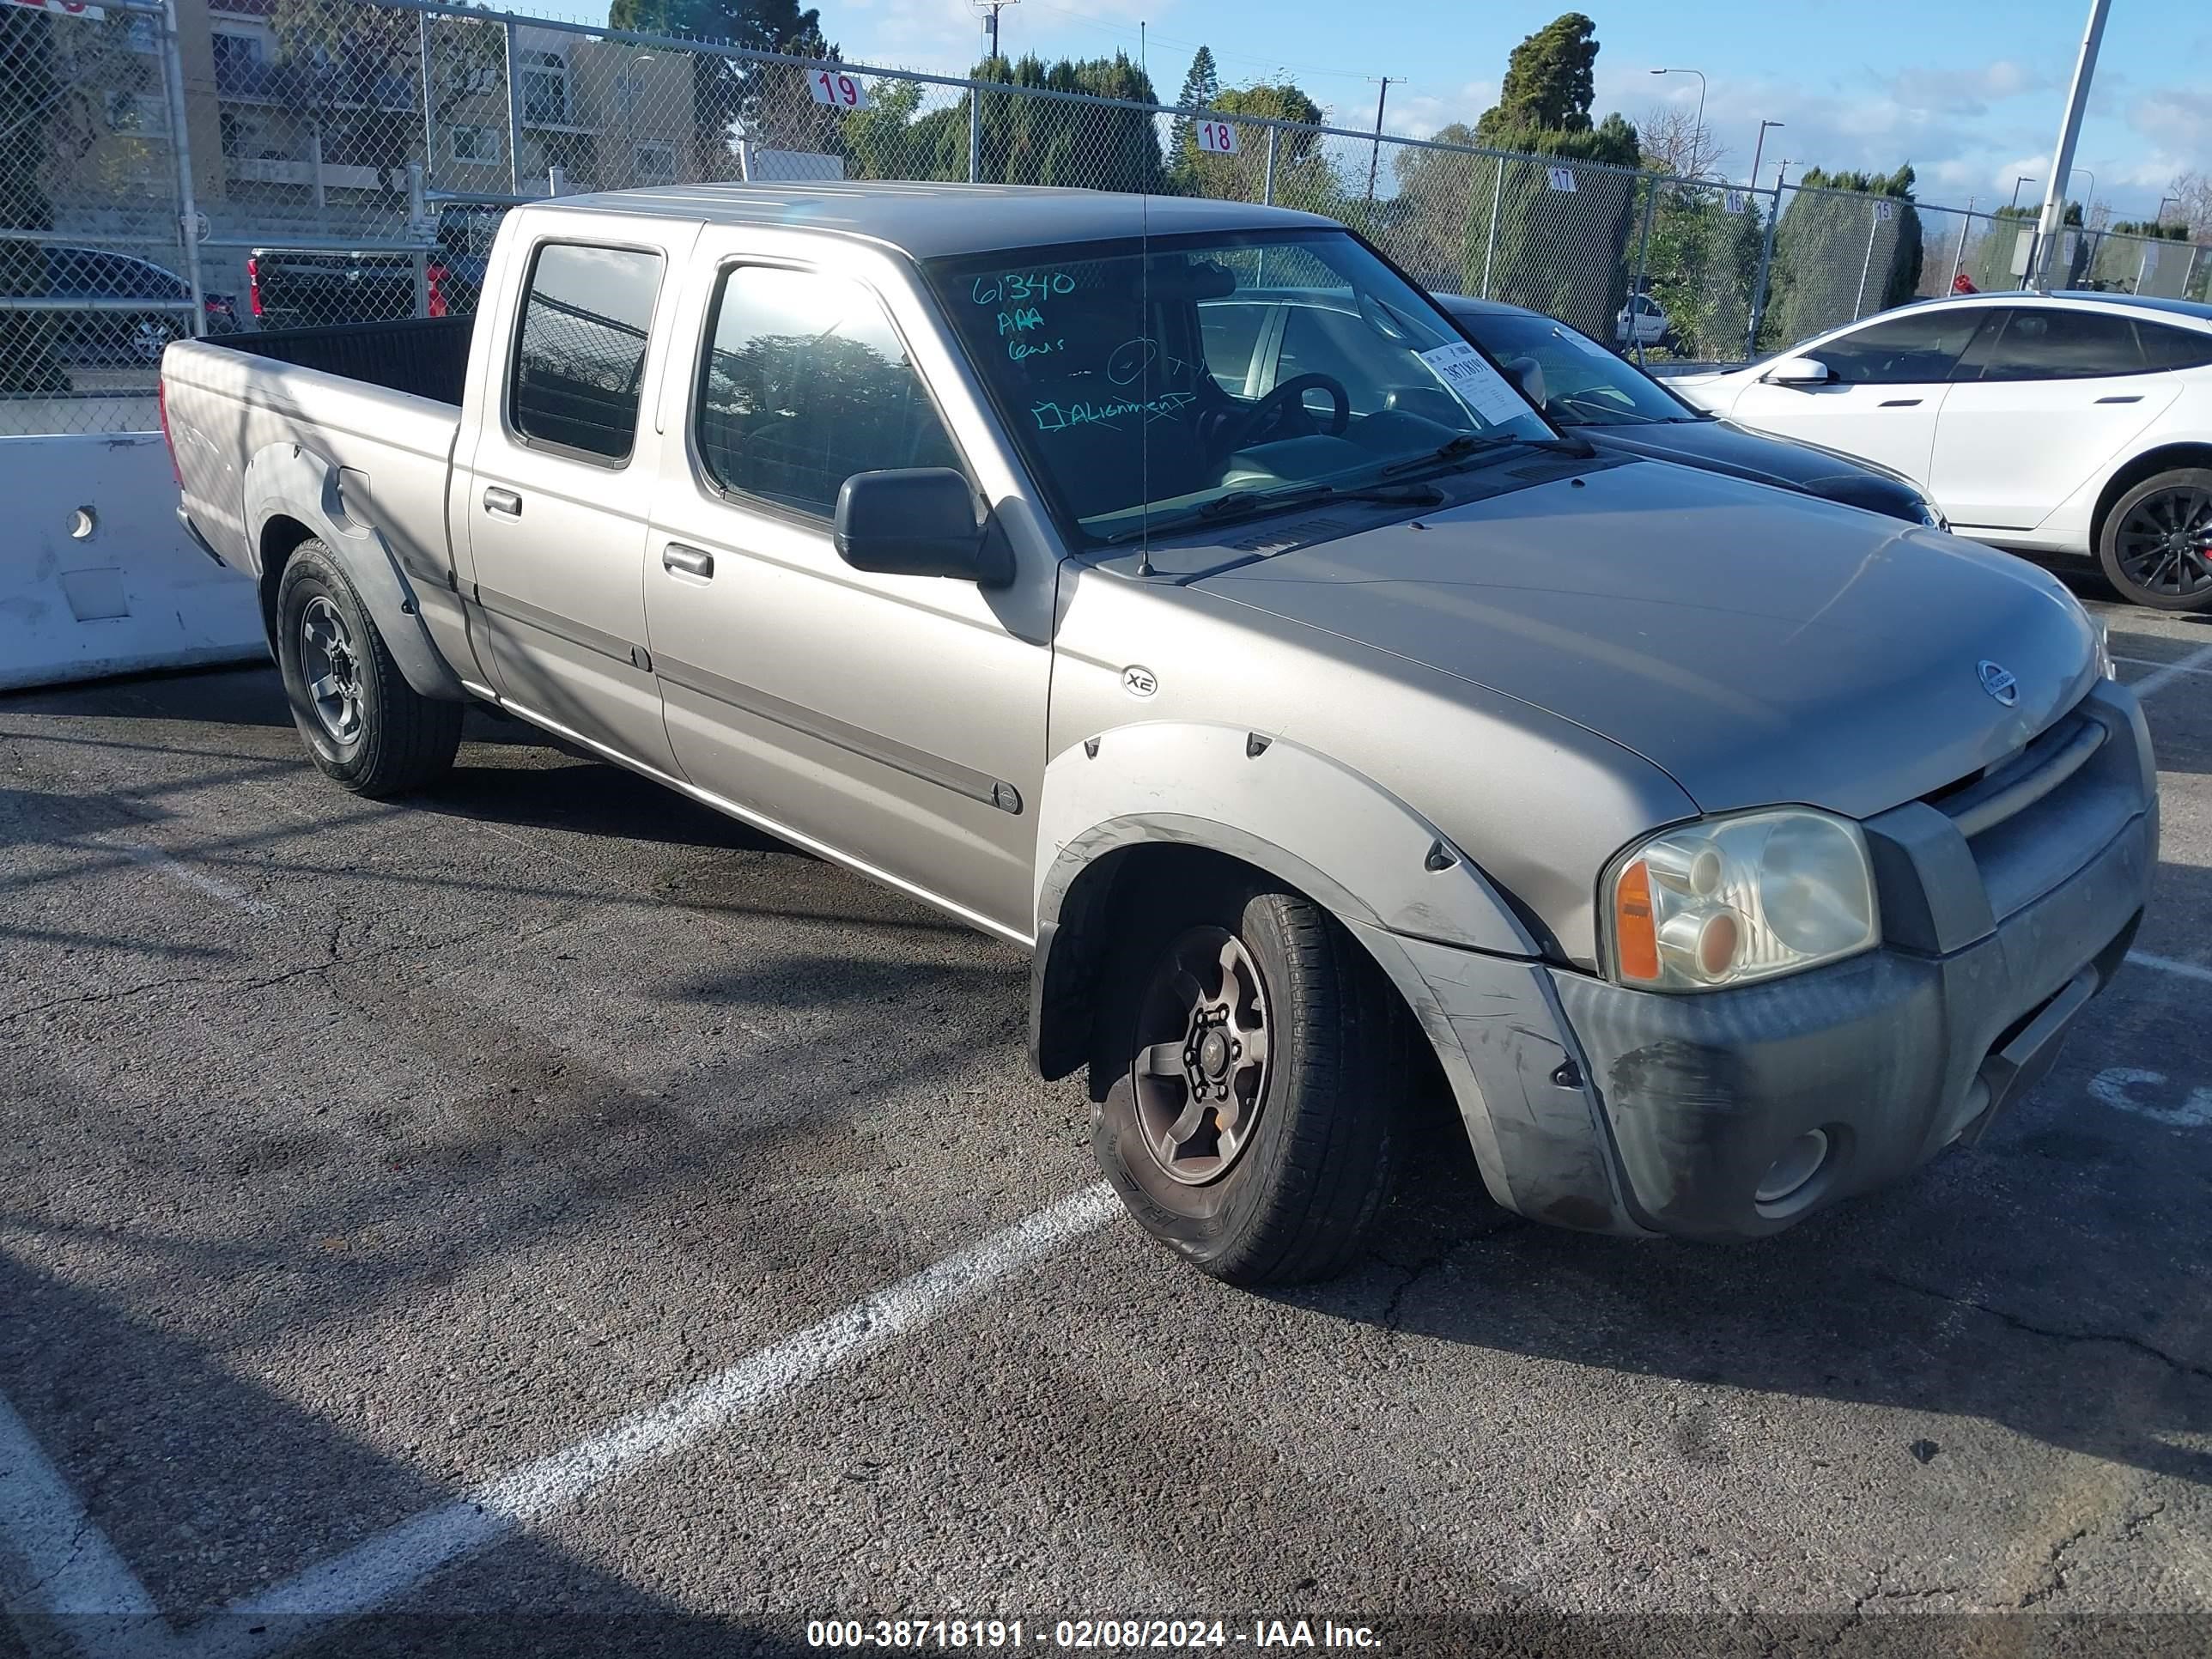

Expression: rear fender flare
xmin=242 ymin=441 xmax=465 ymax=702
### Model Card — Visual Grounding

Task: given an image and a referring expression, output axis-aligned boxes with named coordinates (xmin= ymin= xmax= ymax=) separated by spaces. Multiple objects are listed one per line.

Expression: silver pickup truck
xmin=162 ymin=184 xmax=2156 ymax=1285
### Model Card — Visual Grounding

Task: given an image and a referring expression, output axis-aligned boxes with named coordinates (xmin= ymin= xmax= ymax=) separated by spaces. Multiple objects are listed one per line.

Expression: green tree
xmin=607 ymin=0 xmax=831 ymax=179
xmin=1168 ymin=45 xmax=1221 ymax=181
xmin=1641 ymin=185 xmax=1765 ymax=357
xmin=948 ymin=54 xmax=1169 ymax=193
xmin=1185 ymin=82 xmax=1330 ymax=209
xmin=1758 ymin=164 xmax=1925 ymax=350
xmin=1450 ymin=115 xmax=1641 ymax=337
xmin=1477 ymin=12 xmax=1601 ymax=141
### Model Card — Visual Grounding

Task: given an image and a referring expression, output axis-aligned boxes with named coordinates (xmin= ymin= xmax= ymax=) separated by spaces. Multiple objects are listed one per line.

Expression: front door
xmin=462 ymin=226 xmax=690 ymax=773
xmin=1728 ymin=305 xmax=1993 ymax=489
xmin=641 ymin=245 xmax=1054 ymax=938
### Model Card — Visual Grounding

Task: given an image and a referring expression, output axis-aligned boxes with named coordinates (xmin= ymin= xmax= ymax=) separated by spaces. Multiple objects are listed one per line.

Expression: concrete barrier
xmin=0 ymin=434 xmax=266 ymax=692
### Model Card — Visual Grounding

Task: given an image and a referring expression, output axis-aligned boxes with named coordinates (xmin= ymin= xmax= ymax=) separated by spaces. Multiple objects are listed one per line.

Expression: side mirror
xmin=1764 ymin=356 xmax=1833 ymax=386
xmin=833 ymin=468 xmax=1012 ymax=586
xmin=1504 ymin=356 xmax=1548 ymax=408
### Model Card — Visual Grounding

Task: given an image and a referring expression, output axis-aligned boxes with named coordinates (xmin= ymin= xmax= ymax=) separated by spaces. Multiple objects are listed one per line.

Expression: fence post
xmin=1948 ymin=196 xmax=1973 ymax=292
xmin=309 ymin=128 xmax=327 ymax=215
xmin=548 ymin=164 xmax=566 ymax=198
xmin=1480 ymin=155 xmax=1504 ymax=298
xmin=1628 ymin=174 xmax=1658 ymax=366
xmin=969 ymin=87 xmax=982 ymax=185
xmin=502 ymin=18 xmax=523 ymax=197
xmin=159 ymin=0 xmax=205 ymax=337
xmin=1262 ymin=126 xmax=1278 ymax=206
xmin=418 ymin=9 xmax=436 ymax=192
xmin=1853 ymin=201 xmax=1879 ymax=319
xmin=1745 ymin=167 xmax=1785 ymax=360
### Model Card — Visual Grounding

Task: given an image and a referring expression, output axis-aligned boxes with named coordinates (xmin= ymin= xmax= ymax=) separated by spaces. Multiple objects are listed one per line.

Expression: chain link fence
xmin=9 ymin=0 xmax=2209 ymax=435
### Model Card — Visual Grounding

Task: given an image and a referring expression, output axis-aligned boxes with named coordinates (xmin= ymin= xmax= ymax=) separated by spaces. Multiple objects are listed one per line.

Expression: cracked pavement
xmin=3 ymin=572 xmax=2211 ymax=1655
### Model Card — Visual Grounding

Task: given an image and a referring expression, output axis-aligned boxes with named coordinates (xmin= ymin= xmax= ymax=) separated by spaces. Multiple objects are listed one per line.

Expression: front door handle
xmin=483 ymin=487 xmax=522 ymax=518
xmin=662 ymin=544 xmax=714 ymax=580
xmin=1879 ymin=398 xmax=1923 ymax=407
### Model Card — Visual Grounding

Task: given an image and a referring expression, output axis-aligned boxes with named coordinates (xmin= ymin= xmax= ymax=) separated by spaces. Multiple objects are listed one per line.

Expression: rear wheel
xmin=276 ymin=541 xmax=462 ymax=797
xmin=1089 ymin=874 xmax=1409 ymax=1285
xmin=2097 ymin=467 xmax=2212 ymax=611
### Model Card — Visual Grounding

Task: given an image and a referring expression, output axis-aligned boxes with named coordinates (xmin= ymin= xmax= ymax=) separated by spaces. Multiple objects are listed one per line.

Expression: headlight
xmin=1605 ymin=809 xmax=1879 ymax=992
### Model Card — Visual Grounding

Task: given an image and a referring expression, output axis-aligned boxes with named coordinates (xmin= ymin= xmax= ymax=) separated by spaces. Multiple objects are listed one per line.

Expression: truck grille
xmin=1925 ymin=690 xmax=2142 ymax=922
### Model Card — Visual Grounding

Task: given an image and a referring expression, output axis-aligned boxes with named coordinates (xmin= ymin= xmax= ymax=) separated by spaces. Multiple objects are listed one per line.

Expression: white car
xmin=1671 ymin=292 xmax=2212 ymax=609
xmin=1616 ymin=291 xmax=1671 ymax=349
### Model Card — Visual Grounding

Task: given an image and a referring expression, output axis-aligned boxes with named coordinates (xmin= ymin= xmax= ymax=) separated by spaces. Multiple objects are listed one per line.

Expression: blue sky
xmin=532 ymin=0 xmax=2212 ymax=222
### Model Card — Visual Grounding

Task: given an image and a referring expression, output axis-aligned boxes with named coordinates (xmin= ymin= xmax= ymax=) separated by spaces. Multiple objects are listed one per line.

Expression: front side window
xmin=696 ymin=265 xmax=961 ymax=518
xmin=510 ymin=243 xmax=664 ymax=463
xmin=927 ymin=229 xmax=1551 ymax=544
xmin=1972 ymin=308 xmax=2146 ymax=380
xmin=1813 ymin=308 xmax=1986 ymax=384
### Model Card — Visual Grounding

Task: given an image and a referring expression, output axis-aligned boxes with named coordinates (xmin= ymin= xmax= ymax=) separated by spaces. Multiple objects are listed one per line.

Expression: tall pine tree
xmin=1169 ymin=45 xmax=1220 ymax=167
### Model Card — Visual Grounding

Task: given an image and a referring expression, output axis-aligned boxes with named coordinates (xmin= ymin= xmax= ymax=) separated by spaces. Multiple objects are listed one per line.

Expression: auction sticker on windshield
xmin=1417 ymin=342 xmax=1528 ymax=426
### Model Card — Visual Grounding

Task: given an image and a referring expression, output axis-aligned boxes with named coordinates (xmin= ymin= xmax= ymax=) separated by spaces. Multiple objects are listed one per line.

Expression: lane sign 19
xmin=809 ymin=69 xmax=867 ymax=109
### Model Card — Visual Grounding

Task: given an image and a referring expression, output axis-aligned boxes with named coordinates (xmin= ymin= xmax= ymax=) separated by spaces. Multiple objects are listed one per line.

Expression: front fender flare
xmin=242 ymin=441 xmax=465 ymax=702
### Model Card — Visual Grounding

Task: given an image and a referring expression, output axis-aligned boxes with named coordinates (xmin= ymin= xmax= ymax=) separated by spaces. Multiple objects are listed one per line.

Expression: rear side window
xmin=510 ymin=242 xmax=664 ymax=463
xmin=1814 ymin=309 xmax=1985 ymax=384
xmin=1972 ymin=308 xmax=2144 ymax=380
xmin=2138 ymin=321 xmax=2212 ymax=372
xmin=696 ymin=264 xmax=961 ymax=518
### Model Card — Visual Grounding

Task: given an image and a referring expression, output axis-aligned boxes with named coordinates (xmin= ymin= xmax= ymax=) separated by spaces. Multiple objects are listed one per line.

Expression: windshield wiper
xmin=1099 ymin=480 xmax=1444 ymax=544
xmin=1376 ymin=433 xmax=1528 ymax=478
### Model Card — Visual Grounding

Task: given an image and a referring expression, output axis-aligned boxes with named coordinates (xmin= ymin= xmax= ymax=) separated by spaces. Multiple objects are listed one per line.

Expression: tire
xmin=1088 ymin=873 xmax=1411 ymax=1285
xmin=2096 ymin=467 xmax=2212 ymax=611
xmin=275 ymin=541 xmax=462 ymax=797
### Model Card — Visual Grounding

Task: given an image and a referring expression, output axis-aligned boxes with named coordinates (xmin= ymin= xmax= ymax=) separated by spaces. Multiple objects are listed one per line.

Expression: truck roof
xmin=541 ymin=181 xmax=1337 ymax=259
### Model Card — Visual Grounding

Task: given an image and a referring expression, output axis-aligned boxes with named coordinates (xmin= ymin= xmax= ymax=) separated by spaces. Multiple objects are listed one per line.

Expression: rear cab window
xmin=509 ymin=241 xmax=665 ymax=465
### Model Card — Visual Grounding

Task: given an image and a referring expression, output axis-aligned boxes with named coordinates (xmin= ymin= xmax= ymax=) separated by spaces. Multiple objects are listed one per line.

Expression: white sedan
xmin=1670 ymin=292 xmax=2212 ymax=609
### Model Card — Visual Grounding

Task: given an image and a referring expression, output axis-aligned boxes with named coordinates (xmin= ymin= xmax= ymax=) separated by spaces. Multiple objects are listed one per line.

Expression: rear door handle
xmin=483 ymin=487 xmax=522 ymax=518
xmin=2095 ymin=394 xmax=2142 ymax=404
xmin=662 ymin=544 xmax=714 ymax=580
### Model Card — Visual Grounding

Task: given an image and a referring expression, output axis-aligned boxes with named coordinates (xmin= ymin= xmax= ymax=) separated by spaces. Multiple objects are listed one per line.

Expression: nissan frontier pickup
xmin=161 ymin=183 xmax=2157 ymax=1285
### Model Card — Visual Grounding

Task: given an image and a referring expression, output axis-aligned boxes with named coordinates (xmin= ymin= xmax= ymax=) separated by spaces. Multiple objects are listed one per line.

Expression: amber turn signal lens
xmin=1614 ymin=858 xmax=1659 ymax=982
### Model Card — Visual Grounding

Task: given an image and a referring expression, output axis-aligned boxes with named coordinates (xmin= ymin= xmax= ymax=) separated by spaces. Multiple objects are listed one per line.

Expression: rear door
xmin=460 ymin=219 xmax=692 ymax=773
xmin=1726 ymin=306 xmax=1991 ymax=486
xmin=1930 ymin=305 xmax=2189 ymax=531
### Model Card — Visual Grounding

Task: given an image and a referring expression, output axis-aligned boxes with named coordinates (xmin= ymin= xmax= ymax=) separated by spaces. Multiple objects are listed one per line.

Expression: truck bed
xmin=222 ymin=315 xmax=474 ymax=408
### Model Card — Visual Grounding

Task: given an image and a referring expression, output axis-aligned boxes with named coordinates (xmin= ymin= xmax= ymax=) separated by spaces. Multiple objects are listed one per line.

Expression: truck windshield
xmin=927 ymin=230 xmax=1553 ymax=546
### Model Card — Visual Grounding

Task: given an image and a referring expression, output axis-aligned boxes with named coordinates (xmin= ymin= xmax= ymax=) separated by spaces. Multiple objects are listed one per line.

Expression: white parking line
xmin=2127 ymin=951 xmax=2212 ymax=986
xmin=0 ymin=1184 xmax=1118 ymax=1659
xmin=2127 ymin=641 xmax=2212 ymax=702
xmin=109 ymin=840 xmax=271 ymax=920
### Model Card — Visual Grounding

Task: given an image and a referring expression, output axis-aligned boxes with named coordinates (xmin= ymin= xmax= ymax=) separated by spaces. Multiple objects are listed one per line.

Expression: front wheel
xmin=2097 ymin=467 xmax=2212 ymax=611
xmin=276 ymin=540 xmax=462 ymax=796
xmin=1089 ymin=876 xmax=1410 ymax=1285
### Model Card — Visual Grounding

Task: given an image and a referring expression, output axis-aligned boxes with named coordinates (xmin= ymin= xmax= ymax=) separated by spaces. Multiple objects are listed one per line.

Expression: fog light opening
xmin=1755 ymin=1128 xmax=1832 ymax=1208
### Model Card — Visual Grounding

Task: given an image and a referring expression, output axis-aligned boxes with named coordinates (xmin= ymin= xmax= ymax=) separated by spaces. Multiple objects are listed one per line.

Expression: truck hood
xmin=1197 ymin=459 xmax=2100 ymax=818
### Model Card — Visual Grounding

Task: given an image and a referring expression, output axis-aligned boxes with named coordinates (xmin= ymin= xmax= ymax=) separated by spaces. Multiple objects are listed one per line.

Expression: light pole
xmin=1649 ymin=67 xmax=1706 ymax=171
xmin=2011 ymin=175 xmax=2036 ymax=210
xmin=1750 ymin=118 xmax=1784 ymax=189
xmin=2156 ymin=194 xmax=2180 ymax=227
xmin=2069 ymin=166 xmax=2094 ymax=215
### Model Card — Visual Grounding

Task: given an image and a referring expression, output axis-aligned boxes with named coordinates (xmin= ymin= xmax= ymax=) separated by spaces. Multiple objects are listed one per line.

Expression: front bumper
xmin=1387 ymin=679 xmax=2156 ymax=1240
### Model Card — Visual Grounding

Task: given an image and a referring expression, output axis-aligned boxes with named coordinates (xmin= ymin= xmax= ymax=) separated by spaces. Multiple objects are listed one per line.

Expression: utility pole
xmin=2027 ymin=0 xmax=2110 ymax=289
xmin=1364 ymin=76 xmax=1398 ymax=204
xmin=969 ymin=0 xmax=1020 ymax=64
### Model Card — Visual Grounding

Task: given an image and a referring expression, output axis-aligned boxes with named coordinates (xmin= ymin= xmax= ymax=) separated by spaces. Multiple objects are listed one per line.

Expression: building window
xmin=633 ymin=141 xmax=676 ymax=185
xmin=451 ymin=125 xmax=499 ymax=165
xmin=125 ymin=16 xmax=157 ymax=54
xmin=520 ymin=50 xmax=569 ymax=125
xmin=105 ymin=91 xmax=156 ymax=134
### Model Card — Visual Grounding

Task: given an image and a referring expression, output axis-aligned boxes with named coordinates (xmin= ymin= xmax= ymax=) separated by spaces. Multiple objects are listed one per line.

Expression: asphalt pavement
xmin=2 ymin=558 xmax=2209 ymax=1659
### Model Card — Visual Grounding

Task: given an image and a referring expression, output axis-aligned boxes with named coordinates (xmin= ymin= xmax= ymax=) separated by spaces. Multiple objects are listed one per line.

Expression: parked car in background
xmin=248 ymin=206 xmax=498 ymax=330
xmin=1617 ymin=290 xmax=1671 ymax=350
xmin=164 ymin=185 xmax=2152 ymax=1286
xmin=39 ymin=246 xmax=237 ymax=364
xmin=1432 ymin=295 xmax=1945 ymax=526
xmin=1671 ymin=292 xmax=2212 ymax=610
